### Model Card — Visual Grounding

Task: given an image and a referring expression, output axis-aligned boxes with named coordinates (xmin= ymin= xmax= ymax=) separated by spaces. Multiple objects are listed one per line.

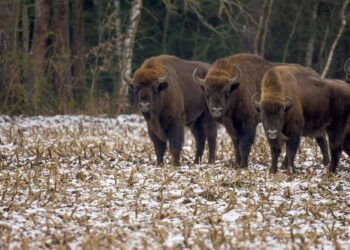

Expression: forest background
xmin=0 ymin=0 xmax=349 ymax=116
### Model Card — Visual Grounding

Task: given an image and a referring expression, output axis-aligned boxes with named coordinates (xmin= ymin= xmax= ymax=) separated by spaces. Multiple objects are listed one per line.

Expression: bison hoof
xmin=194 ymin=157 xmax=201 ymax=164
xmin=323 ymin=159 xmax=330 ymax=166
xmin=208 ymin=159 xmax=215 ymax=164
xmin=156 ymin=162 xmax=164 ymax=167
xmin=287 ymin=167 xmax=295 ymax=175
xmin=328 ymin=165 xmax=337 ymax=174
xmin=281 ymin=162 xmax=288 ymax=170
xmin=269 ymin=168 xmax=278 ymax=174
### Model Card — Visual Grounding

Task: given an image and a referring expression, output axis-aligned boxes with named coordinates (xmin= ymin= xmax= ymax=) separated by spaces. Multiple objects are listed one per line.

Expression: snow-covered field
xmin=0 ymin=114 xmax=349 ymax=249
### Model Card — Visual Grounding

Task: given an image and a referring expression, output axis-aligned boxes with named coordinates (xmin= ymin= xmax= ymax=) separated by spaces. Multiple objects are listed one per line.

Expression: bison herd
xmin=123 ymin=53 xmax=350 ymax=175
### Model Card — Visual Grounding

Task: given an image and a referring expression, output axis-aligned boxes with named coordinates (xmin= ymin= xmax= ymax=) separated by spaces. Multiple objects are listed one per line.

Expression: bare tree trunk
xmin=22 ymin=4 xmax=30 ymax=54
xmin=71 ymin=0 xmax=85 ymax=105
xmin=30 ymin=0 xmax=50 ymax=114
xmin=53 ymin=0 xmax=73 ymax=113
xmin=162 ymin=7 xmax=170 ymax=54
xmin=318 ymin=25 xmax=329 ymax=72
xmin=114 ymin=0 xmax=143 ymax=115
xmin=282 ymin=5 xmax=303 ymax=62
xmin=114 ymin=0 xmax=123 ymax=74
xmin=0 ymin=1 xmax=18 ymax=113
xmin=304 ymin=2 xmax=319 ymax=67
xmin=255 ymin=0 xmax=274 ymax=56
xmin=321 ymin=0 xmax=349 ymax=78
xmin=0 ymin=1 xmax=16 ymax=90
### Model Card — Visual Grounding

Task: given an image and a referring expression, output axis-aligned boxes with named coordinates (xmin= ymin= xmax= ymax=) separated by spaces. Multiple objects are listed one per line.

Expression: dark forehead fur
xmin=133 ymin=58 xmax=167 ymax=86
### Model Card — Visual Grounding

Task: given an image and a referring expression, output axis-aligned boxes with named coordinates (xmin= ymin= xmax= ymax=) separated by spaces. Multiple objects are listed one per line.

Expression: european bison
xmin=193 ymin=53 xmax=330 ymax=169
xmin=193 ymin=53 xmax=272 ymax=169
xmin=123 ymin=55 xmax=217 ymax=166
xmin=253 ymin=65 xmax=350 ymax=174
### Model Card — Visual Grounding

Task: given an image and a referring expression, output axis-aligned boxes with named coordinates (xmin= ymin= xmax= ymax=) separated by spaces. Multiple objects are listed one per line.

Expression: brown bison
xmin=253 ymin=65 xmax=350 ymax=174
xmin=123 ymin=55 xmax=217 ymax=166
xmin=192 ymin=53 xmax=274 ymax=169
xmin=193 ymin=53 xmax=329 ymax=169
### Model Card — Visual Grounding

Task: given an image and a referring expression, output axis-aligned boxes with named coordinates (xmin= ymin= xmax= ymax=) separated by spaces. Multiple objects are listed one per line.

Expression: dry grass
xmin=0 ymin=115 xmax=349 ymax=249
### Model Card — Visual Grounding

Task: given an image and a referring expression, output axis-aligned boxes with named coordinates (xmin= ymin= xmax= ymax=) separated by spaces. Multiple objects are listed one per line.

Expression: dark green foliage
xmin=0 ymin=0 xmax=349 ymax=115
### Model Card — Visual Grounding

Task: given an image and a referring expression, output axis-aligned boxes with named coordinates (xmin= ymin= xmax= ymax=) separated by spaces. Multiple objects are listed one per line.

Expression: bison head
xmin=122 ymin=67 xmax=169 ymax=114
xmin=193 ymin=66 xmax=241 ymax=119
xmin=252 ymin=93 xmax=292 ymax=140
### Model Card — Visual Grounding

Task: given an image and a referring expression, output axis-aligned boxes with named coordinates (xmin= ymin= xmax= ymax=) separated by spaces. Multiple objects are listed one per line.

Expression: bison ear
xmin=158 ymin=82 xmax=169 ymax=92
xmin=251 ymin=93 xmax=261 ymax=113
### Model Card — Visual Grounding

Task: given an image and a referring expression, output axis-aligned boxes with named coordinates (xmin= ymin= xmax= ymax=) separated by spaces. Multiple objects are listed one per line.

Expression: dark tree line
xmin=0 ymin=0 xmax=349 ymax=115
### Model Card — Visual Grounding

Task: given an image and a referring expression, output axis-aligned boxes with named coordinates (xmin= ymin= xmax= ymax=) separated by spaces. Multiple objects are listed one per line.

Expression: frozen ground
xmin=0 ymin=114 xmax=349 ymax=249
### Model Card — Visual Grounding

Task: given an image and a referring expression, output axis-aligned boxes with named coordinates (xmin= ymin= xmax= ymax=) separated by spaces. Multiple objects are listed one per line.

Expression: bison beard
xmin=256 ymin=65 xmax=350 ymax=174
xmin=124 ymin=55 xmax=217 ymax=166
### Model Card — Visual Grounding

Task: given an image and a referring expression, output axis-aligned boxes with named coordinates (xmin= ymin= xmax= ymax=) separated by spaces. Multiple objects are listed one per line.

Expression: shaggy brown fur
xmin=199 ymin=53 xmax=274 ymax=169
xmin=133 ymin=59 xmax=168 ymax=86
xmin=130 ymin=55 xmax=217 ymax=166
xmin=196 ymin=54 xmax=329 ymax=170
xmin=259 ymin=65 xmax=350 ymax=173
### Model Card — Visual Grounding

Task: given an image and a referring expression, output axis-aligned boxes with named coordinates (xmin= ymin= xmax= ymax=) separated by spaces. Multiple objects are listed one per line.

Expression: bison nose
xmin=139 ymin=102 xmax=151 ymax=113
xmin=211 ymin=107 xmax=223 ymax=118
xmin=267 ymin=129 xmax=278 ymax=140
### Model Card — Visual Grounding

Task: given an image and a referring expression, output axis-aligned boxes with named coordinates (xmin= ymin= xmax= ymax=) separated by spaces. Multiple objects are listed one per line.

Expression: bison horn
xmin=158 ymin=66 xmax=169 ymax=83
xmin=193 ymin=67 xmax=206 ymax=86
xmin=284 ymin=97 xmax=293 ymax=109
xmin=344 ymin=58 xmax=350 ymax=75
xmin=228 ymin=65 xmax=241 ymax=85
xmin=122 ymin=68 xmax=133 ymax=86
xmin=251 ymin=92 xmax=261 ymax=108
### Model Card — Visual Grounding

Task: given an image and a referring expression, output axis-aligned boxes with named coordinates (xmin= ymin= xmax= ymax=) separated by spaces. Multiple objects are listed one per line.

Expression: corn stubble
xmin=0 ymin=115 xmax=349 ymax=249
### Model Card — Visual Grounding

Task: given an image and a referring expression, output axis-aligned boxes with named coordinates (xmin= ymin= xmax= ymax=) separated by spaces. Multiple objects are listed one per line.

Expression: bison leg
xmin=148 ymin=130 xmax=167 ymax=166
xmin=223 ymin=119 xmax=240 ymax=167
xmin=315 ymin=135 xmax=330 ymax=166
xmin=238 ymin=129 xmax=256 ymax=169
xmin=168 ymin=121 xmax=184 ymax=166
xmin=285 ymin=136 xmax=300 ymax=175
xmin=281 ymin=155 xmax=288 ymax=170
xmin=190 ymin=119 xmax=206 ymax=164
xmin=203 ymin=113 xmax=217 ymax=163
xmin=327 ymin=121 xmax=347 ymax=173
xmin=269 ymin=144 xmax=281 ymax=174
xmin=328 ymin=144 xmax=342 ymax=173
xmin=232 ymin=139 xmax=241 ymax=167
